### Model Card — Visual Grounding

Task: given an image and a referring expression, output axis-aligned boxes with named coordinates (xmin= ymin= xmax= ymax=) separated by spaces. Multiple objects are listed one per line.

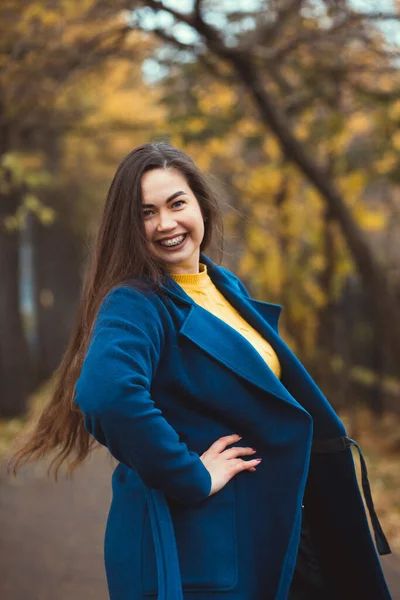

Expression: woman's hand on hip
xmin=200 ymin=434 xmax=262 ymax=496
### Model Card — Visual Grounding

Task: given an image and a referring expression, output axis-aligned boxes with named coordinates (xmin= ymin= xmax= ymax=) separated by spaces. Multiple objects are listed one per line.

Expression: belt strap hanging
xmin=145 ymin=488 xmax=184 ymax=600
xmin=312 ymin=435 xmax=391 ymax=556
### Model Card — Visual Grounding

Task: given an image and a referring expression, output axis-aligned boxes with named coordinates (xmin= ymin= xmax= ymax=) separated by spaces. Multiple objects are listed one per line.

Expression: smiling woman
xmin=10 ymin=141 xmax=392 ymax=600
xmin=141 ymin=169 xmax=206 ymax=274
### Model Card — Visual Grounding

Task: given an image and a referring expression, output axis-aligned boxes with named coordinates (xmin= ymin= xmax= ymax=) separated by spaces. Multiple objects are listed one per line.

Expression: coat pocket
xmin=141 ymin=480 xmax=238 ymax=594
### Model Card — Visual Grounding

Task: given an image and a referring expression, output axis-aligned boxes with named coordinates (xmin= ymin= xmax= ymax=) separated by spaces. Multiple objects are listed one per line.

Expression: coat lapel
xmin=193 ymin=255 xmax=346 ymax=438
xmin=161 ymin=255 xmax=308 ymax=416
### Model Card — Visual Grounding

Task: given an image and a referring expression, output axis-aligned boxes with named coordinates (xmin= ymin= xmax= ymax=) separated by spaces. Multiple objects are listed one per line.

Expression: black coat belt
xmin=311 ymin=436 xmax=391 ymax=556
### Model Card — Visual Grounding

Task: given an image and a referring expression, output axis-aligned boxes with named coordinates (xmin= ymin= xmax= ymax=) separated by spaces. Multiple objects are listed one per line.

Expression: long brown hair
xmin=10 ymin=141 xmax=224 ymax=477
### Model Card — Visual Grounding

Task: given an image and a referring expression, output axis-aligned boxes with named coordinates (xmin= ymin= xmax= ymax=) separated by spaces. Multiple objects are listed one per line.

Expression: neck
xmin=166 ymin=256 xmax=200 ymax=275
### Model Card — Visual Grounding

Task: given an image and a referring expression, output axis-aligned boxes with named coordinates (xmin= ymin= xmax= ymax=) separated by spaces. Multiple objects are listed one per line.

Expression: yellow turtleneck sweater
xmin=171 ymin=263 xmax=281 ymax=380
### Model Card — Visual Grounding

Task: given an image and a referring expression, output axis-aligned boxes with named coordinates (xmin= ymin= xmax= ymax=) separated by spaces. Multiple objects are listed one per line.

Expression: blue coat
xmin=75 ymin=252 xmax=392 ymax=600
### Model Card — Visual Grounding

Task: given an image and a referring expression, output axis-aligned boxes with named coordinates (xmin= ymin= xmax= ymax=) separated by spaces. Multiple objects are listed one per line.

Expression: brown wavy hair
xmin=9 ymin=141 xmax=224 ymax=478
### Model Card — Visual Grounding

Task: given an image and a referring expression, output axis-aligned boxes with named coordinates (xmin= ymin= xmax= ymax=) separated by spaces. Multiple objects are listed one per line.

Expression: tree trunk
xmin=31 ymin=216 xmax=84 ymax=384
xmin=0 ymin=191 xmax=33 ymax=417
xmin=316 ymin=208 xmax=338 ymax=401
xmin=0 ymin=90 xmax=35 ymax=416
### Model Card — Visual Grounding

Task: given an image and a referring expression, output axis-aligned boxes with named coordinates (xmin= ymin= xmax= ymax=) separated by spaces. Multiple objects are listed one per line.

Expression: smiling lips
xmin=158 ymin=233 xmax=187 ymax=248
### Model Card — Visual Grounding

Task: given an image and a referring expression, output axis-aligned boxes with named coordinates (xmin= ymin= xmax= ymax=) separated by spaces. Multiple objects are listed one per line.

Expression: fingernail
xmin=255 ymin=458 xmax=262 ymax=462
xmin=236 ymin=434 xmax=242 ymax=438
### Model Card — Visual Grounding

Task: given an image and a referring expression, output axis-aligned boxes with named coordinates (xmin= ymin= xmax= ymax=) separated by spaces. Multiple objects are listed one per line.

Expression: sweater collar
xmin=161 ymin=253 xmax=225 ymax=304
xmin=170 ymin=262 xmax=210 ymax=289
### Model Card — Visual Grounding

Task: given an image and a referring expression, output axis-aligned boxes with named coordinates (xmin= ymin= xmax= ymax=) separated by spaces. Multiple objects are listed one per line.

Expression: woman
xmin=12 ymin=142 xmax=392 ymax=600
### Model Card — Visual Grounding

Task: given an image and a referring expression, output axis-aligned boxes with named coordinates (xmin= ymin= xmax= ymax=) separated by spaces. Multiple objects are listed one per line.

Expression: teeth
xmin=160 ymin=234 xmax=185 ymax=247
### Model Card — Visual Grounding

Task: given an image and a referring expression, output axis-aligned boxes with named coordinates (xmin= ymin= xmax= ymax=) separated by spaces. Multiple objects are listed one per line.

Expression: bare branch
xmin=194 ymin=0 xmax=203 ymax=22
xmin=259 ymin=0 xmax=305 ymax=46
xmin=150 ymin=27 xmax=234 ymax=82
xmin=351 ymin=83 xmax=400 ymax=102
xmin=141 ymin=0 xmax=195 ymax=28
xmin=355 ymin=11 xmax=400 ymax=21
xmin=269 ymin=16 xmax=356 ymax=62
xmin=141 ymin=0 xmax=235 ymax=60
xmin=152 ymin=27 xmax=200 ymax=53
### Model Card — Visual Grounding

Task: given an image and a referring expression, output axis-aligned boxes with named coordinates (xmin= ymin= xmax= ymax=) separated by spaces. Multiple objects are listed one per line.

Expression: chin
xmin=165 ymin=253 xmax=192 ymax=265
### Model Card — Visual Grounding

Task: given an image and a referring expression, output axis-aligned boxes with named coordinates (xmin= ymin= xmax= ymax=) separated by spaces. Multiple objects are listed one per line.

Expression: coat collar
xmin=160 ymin=253 xmax=309 ymax=416
xmin=161 ymin=252 xmax=281 ymax=329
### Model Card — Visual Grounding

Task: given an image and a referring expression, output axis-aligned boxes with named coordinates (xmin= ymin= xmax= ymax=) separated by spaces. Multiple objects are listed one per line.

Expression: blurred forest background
xmin=1 ymin=0 xmax=400 ymax=590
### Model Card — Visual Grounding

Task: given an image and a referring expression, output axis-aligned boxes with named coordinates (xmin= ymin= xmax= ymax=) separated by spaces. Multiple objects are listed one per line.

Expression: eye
xmin=172 ymin=200 xmax=185 ymax=208
xmin=143 ymin=209 xmax=154 ymax=218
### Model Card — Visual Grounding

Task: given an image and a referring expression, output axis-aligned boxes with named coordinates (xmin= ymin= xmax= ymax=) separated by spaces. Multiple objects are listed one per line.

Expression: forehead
xmin=141 ymin=168 xmax=189 ymax=202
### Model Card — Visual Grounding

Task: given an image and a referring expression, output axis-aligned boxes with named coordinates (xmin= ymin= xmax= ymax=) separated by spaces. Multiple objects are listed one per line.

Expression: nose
xmin=156 ymin=211 xmax=177 ymax=231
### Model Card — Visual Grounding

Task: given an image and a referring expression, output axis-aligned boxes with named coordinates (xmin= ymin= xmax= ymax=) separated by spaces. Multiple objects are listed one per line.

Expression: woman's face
xmin=141 ymin=168 xmax=205 ymax=274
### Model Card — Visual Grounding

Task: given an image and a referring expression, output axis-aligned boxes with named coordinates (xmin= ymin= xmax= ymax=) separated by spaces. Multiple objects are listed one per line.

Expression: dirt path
xmin=0 ymin=449 xmax=399 ymax=599
xmin=0 ymin=449 xmax=113 ymax=600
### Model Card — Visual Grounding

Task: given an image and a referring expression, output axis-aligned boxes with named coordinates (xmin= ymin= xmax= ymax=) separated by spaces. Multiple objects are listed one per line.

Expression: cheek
xmin=197 ymin=220 xmax=205 ymax=238
xmin=190 ymin=208 xmax=205 ymax=234
xmin=197 ymin=216 xmax=206 ymax=239
xmin=144 ymin=222 xmax=154 ymax=241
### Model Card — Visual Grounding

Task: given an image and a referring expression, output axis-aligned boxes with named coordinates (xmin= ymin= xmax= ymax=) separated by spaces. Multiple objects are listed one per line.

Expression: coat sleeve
xmin=74 ymin=286 xmax=212 ymax=506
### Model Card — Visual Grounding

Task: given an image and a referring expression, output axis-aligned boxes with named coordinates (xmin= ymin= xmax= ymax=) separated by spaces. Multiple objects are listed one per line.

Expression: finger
xmin=222 ymin=447 xmax=256 ymax=459
xmin=208 ymin=434 xmax=242 ymax=454
xmin=231 ymin=458 xmax=262 ymax=473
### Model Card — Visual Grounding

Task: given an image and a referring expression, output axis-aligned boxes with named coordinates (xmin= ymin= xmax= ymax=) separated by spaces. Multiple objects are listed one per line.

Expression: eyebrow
xmin=142 ymin=190 xmax=188 ymax=209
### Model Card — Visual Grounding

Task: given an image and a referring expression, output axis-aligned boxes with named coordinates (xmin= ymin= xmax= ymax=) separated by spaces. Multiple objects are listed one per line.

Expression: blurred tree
xmin=0 ymin=0 xmax=155 ymax=416
xmin=31 ymin=60 xmax=165 ymax=384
